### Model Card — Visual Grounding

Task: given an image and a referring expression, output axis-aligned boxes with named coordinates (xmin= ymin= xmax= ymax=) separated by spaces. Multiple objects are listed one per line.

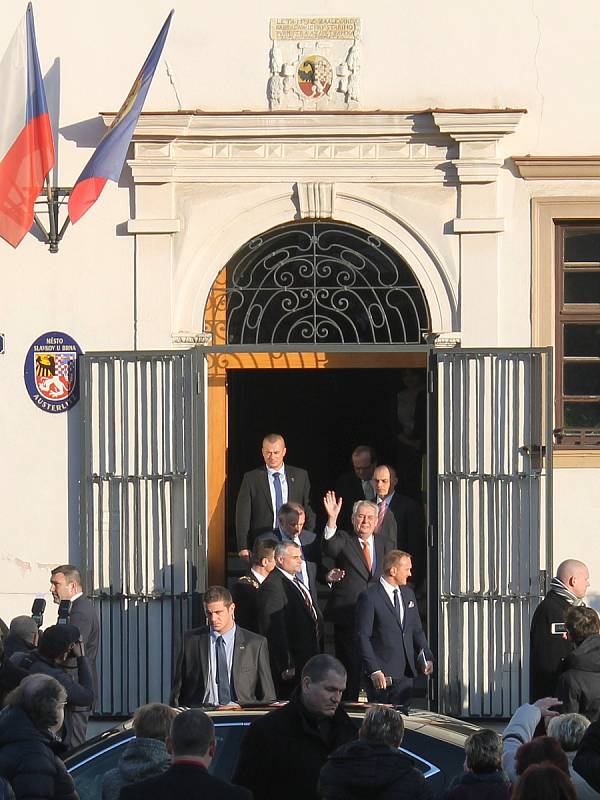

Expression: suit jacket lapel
xmin=260 ymin=468 xmax=273 ymax=508
xmin=232 ymin=627 xmax=246 ymax=685
xmin=199 ymin=631 xmax=210 ymax=691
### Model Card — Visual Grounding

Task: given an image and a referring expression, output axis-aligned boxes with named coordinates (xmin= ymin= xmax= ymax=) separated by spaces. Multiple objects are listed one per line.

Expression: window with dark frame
xmin=555 ymin=223 xmax=600 ymax=447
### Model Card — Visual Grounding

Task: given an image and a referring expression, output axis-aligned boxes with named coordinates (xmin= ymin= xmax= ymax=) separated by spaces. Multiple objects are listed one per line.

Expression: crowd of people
xmin=0 ymin=435 xmax=597 ymax=799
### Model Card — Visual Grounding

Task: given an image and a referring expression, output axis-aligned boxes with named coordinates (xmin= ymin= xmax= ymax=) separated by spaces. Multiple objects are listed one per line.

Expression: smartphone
xmin=551 ymin=622 xmax=568 ymax=635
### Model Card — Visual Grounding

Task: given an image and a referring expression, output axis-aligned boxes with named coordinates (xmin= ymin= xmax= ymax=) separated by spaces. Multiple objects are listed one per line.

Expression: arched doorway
xmin=203 ymin=220 xmax=431 ymax=579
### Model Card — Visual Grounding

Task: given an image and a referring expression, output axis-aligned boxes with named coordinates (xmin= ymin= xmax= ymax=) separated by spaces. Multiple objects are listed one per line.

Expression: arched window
xmin=225 ymin=221 xmax=430 ymax=344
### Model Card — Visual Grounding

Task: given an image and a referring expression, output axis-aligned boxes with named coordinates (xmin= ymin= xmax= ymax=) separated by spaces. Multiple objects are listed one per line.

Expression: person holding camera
xmin=12 ymin=624 xmax=93 ymax=750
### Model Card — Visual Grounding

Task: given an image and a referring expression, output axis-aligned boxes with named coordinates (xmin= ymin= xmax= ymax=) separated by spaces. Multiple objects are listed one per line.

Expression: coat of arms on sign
xmin=267 ymin=17 xmax=361 ymax=110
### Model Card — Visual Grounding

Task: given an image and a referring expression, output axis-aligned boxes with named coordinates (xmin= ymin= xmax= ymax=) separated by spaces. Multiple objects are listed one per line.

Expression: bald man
xmin=530 ymin=559 xmax=590 ymax=701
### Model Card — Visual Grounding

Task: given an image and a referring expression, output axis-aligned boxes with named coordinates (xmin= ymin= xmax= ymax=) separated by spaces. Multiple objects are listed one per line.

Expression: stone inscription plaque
xmin=270 ymin=17 xmax=360 ymax=41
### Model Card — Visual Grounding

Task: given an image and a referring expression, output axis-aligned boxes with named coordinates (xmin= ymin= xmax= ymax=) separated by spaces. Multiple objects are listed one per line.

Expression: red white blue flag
xmin=0 ymin=4 xmax=55 ymax=248
xmin=68 ymin=10 xmax=174 ymax=224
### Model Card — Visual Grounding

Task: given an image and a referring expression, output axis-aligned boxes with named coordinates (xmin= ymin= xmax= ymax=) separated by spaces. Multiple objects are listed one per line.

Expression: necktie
xmin=376 ymin=499 xmax=386 ymax=532
xmin=361 ymin=540 xmax=372 ymax=573
xmin=393 ymin=589 xmax=403 ymax=626
xmin=294 ymin=577 xmax=318 ymax=623
xmin=273 ymin=472 xmax=283 ymax=516
xmin=216 ymin=636 xmax=231 ymax=705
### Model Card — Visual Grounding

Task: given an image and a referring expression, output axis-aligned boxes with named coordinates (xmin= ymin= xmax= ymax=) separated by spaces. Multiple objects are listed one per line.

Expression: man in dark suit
xmin=231 ymin=538 xmax=277 ymax=633
xmin=258 ymin=541 xmax=322 ymax=699
xmin=236 ymin=433 xmax=315 ymax=557
xmin=121 ymin=708 xmax=251 ymax=800
xmin=356 ymin=549 xmax=433 ymax=707
xmin=334 ymin=445 xmax=377 ymax=532
xmin=171 ymin=585 xmax=276 ymax=706
xmin=233 ymin=654 xmax=356 ymax=800
xmin=50 ymin=564 xmax=99 ymax=745
xmin=321 ymin=490 xmax=393 ymax=701
xmin=372 ymin=464 xmax=426 ymax=588
xmin=258 ymin=502 xmax=324 ymax=604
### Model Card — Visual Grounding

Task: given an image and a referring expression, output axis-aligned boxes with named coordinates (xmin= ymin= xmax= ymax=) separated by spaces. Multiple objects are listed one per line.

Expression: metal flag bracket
xmin=33 ymin=179 xmax=71 ymax=253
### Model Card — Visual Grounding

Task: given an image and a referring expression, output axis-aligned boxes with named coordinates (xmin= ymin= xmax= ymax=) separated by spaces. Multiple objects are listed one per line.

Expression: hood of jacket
xmin=0 ymin=706 xmax=57 ymax=750
xmin=567 ymin=636 xmax=600 ymax=673
xmin=320 ymin=739 xmax=418 ymax=795
xmin=117 ymin=737 xmax=170 ymax=782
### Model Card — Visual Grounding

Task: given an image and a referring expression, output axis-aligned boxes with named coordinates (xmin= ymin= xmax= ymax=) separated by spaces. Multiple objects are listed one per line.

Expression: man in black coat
xmin=121 ymin=708 xmax=251 ymax=800
xmin=372 ymin=465 xmax=426 ymax=587
xmin=236 ymin=433 xmax=315 ymax=557
xmin=171 ymin=586 xmax=276 ymax=706
xmin=529 ymin=559 xmax=590 ymax=701
xmin=231 ymin=538 xmax=277 ymax=633
xmin=356 ymin=550 xmax=433 ymax=707
xmin=334 ymin=445 xmax=377 ymax=532
xmin=321 ymin=491 xmax=392 ymax=700
xmin=14 ymin=624 xmax=94 ymax=750
xmin=233 ymin=654 xmax=356 ymax=800
xmin=258 ymin=541 xmax=322 ymax=699
xmin=319 ymin=704 xmax=431 ymax=800
xmin=259 ymin=502 xmax=325 ymax=604
xmin=50 ymin=564 xmax=99 ymax=745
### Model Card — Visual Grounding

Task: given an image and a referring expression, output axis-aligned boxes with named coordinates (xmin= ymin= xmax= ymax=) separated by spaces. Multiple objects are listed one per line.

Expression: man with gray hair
xmin=258 ymin=541 xmax=322 ymax=698
xmin=530 ymin=559 xmax=590 ymax=701
xmin=3 ymin=616 xmax=39 ymax=662
xmin=322 ymin=490 xmax=393 ymax=700
xmin=319 ymin=705 xmax=431 ymax=800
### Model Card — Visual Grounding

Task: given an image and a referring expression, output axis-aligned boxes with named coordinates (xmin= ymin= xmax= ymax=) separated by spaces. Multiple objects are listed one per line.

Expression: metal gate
xmin=80 ymin=349 xmax=205 ymax=715
xmin=429 ymin=348 xmax=553 ymax=717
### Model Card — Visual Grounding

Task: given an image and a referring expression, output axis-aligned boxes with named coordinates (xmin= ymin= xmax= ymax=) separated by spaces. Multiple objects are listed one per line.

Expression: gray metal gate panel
xmin=80 ymin=349 xmax=205 ymax=715
xmin=430 ymin=349 xmax=553 ymax=717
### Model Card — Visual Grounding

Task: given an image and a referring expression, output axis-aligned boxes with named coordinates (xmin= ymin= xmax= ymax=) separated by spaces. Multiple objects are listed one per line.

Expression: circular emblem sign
xmin=24 ymin=331 xmax=82 ymax=413
xmin=297 ymin=55 xmax=333 ymax=98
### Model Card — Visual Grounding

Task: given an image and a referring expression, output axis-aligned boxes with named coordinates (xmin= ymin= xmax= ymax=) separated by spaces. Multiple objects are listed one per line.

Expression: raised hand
xmin=323 ymin=490 xmax=342 ymax=524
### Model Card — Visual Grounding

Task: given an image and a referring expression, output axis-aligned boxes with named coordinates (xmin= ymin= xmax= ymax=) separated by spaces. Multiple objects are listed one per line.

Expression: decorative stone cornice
xmin=432 ymin=110 xmax=526 ymax=185
xmin=513 ymin=156 xmax=600 ymax=180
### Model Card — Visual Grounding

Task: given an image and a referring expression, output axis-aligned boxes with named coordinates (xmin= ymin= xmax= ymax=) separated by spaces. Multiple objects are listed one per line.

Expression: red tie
xmin=361 ymin=540 xmax=372 ymax=573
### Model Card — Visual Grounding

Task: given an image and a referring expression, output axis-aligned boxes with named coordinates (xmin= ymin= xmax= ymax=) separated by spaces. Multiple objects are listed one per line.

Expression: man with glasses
xmin=321 ymin=491 xmax=393 ymax=700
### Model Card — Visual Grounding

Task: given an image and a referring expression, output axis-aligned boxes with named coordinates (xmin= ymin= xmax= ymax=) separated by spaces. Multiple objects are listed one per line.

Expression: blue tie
xmin=273 ymin=472 xmax=283 ymax=516
xmin=216 ymin=636 xmax=231 ymax=705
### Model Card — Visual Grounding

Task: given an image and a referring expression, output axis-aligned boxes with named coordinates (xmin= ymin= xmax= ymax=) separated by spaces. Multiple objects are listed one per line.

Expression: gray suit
xmin=170 ymin=625 xmax=276 ymax=706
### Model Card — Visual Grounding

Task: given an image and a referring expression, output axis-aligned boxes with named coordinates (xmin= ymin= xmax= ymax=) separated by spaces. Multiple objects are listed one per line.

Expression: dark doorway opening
xmin=226 ymin=367 xmax=427 ymax=551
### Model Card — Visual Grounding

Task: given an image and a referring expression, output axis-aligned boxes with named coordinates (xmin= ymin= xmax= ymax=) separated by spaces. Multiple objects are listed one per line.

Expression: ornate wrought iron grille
xmin=226 ymin=222 xmax=430 ymax=344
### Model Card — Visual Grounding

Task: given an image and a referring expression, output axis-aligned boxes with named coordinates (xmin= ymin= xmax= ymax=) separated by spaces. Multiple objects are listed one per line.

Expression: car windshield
xmin=69 ymin=722 xmax=252 ymax=800
xmin=69 ymin=717 xmax=444 ymax=800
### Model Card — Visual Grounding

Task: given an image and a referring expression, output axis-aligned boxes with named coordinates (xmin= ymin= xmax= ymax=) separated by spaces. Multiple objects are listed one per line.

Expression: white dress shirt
xmin=380 ymin=576 xmax=404 ymax=625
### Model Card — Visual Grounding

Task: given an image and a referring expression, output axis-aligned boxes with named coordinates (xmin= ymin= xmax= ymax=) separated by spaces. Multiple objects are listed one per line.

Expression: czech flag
xmin=0 ymin=4 xmax=55 ymax=248
xmin=68 ymin=10 xmax=173 ymax=225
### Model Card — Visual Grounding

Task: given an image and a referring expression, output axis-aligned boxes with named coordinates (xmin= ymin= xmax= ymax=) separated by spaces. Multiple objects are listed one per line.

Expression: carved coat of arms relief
xmin=268 ymin=17 xmax=362 ymax=110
